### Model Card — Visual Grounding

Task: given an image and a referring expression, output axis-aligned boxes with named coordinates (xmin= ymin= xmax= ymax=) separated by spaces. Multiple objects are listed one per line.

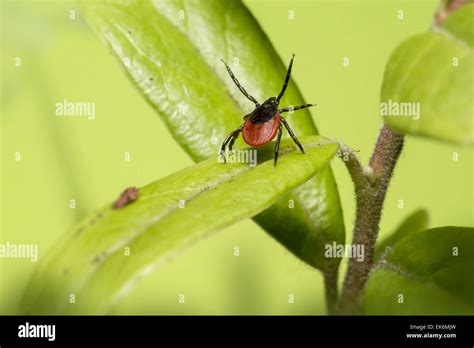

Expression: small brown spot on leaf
xmin=113 ymin=187 xmax=139 ymax=209
xmin=91 ymin=252 xmax=107 ymax=265
xmin=73 ymin=226 xmax=85 ymax=237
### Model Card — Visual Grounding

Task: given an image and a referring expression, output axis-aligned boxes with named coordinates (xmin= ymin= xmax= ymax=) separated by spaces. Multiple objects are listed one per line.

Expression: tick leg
xmin=280 ymin=103 xmax=316 ymax=113
xmin=221 ymin=59 xmax=259 ymax=106
xmin=274 ymin=124 xmax=283 ymax=166
xmin=277 ymin=54 xmax=295 ymax=102
xmin=220 ymin=126 xmax=243 ymax=163
xmin=281 ymin=117 xmax=305 ymax=154
xmin=228 ymin=128 xmax=242 ymax=152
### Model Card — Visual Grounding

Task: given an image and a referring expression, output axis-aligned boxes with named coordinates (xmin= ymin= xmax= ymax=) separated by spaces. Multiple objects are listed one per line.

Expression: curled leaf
xmin=381 ymin=3 xmax=473 ymax=145
xmin=22 ymin=136 xmax=339 ymax=314
xmin=81 ymin=0 xmax=345 ymax=271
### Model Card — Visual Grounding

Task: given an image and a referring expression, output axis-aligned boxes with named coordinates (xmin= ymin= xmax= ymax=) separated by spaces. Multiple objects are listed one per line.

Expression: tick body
xmin=242 ymin=112 xmax=281 ymax=147
xmin=220 ymin=54 xmax=315 ymax=165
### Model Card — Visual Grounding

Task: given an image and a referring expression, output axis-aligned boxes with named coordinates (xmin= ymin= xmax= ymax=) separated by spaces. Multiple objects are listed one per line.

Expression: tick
xmin=220 ymin=54 xmax=316 ymax=165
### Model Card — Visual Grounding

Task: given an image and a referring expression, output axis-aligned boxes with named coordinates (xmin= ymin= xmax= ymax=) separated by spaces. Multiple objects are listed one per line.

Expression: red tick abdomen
xmin=242 ymin=114 xmax=281 ymax=147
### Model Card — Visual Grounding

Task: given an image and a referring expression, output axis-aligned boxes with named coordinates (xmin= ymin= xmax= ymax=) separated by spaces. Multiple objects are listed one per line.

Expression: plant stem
xmin=323 ymin=265 xmax=339 ymax=315
xmin=337 ymin=123 xmax=404 ymax=314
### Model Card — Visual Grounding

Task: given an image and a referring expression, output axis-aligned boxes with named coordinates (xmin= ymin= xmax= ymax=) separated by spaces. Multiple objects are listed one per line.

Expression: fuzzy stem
xmin=323 ymin=265 xmax=339 ymax=315
xmin=337 ymin=123 xmax=404 ymax=314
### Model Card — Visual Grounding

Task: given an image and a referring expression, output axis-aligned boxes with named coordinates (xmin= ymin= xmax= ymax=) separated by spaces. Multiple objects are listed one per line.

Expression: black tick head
xmin=249 ymin=97 xmax=279 ymax=124
xmin=262 ymin=97 xmax=279 ymax=109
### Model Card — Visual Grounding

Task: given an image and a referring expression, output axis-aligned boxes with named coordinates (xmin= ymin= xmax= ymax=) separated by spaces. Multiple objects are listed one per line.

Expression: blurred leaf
xmin=433 ymin=0 xmax=473 ymax=26
xmin=440 ymin=1 xmax=474 ymax=46
xmin=81 ymin=0 xmax=345 ymax=271
xmin=374 ymin=209 xmax=429 ymax=261
xmin=22 ymin=136 xmax=339 ymax=314
xmin=365 ymin=226 xmax=474 ymax=314
xmin=381 ymin=3 xmax=473 ymax=145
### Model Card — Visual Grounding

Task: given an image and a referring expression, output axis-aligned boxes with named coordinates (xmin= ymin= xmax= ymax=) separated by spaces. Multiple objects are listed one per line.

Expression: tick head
xmin=249 ymin=97 xmax=280 ymax=123
xmin=263 ymin=97 xmax=279 ymax=107
xmin=261 ymin=97 xmax=279 ymax=114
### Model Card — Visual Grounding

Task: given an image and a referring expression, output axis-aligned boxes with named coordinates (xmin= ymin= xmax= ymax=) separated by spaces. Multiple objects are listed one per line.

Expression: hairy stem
xmin=323 ymin=265 xmax=339 ymax=315
xmin=337 ymin=123 xmax=404 ymax=314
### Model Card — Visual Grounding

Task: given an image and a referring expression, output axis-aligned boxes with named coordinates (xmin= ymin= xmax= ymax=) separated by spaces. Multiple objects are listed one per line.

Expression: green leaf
xmin=441 ymin=1 xmax=474 ymax=47
xmin=365 ymin=226 xmax=474 ymax=315
xmin=380 ymin=3 xmax=473 ymax=145
xmin=22 ymin=136 xmax=338 ymax=314
xmin=81 ymin=0 xmax=345 ymax=271
xmin=374 ymin=209 xmax=429 ymax=261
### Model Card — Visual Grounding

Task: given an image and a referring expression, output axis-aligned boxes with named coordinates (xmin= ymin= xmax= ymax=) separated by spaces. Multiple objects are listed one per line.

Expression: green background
xmin=1 ymin=0 xmax=472 ymax=314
